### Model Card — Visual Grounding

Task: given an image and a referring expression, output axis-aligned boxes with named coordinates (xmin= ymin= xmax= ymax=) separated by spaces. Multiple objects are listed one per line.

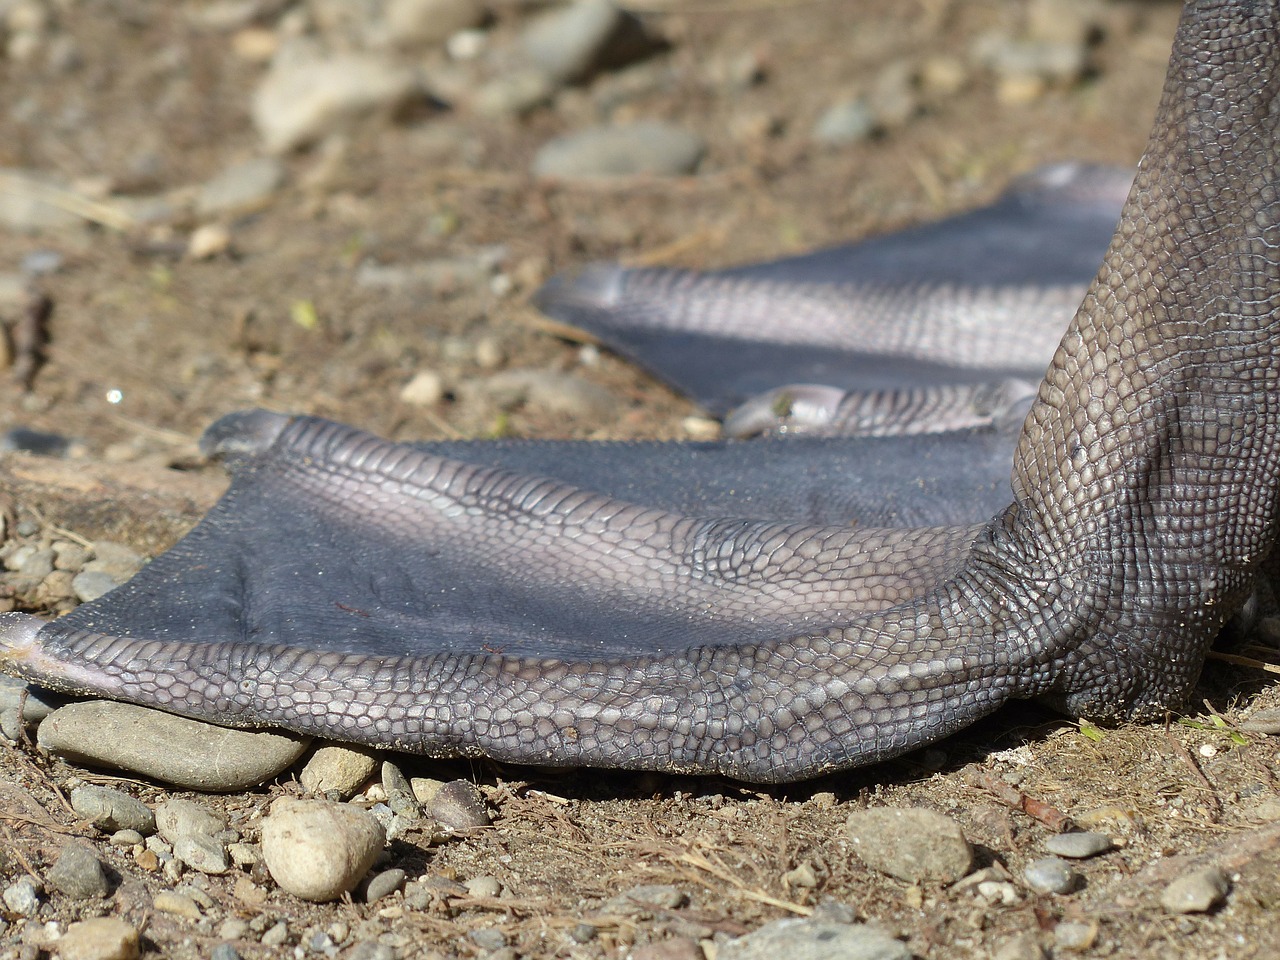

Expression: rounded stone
xmin=1023 ymin=857 xmax=1080 ymax=895
xmin=365 ymin=867 xmax=406 ymax=903
xmin=1160 ymin=867 xmax=1230 ymax=914
xmin=716 ymin=917 xmax=912 ymax=960
xmin=532 ymin=123 xmax=705 ymax=180
xmin=54 ymin=917 xmax=140 ymax=960
xmin=845 ymin=807 xmax=974 ymax=884
xmin=300 ymin=743 xmax=381 ymax=799
xmin=47 ymin=843 xmax=111 ymax=899
xmin=156 ymin=799 xmax=227 ymax=843
xmin=260 ymin=798 xmax=386 ymax=902
xmin=1044 ymin=831 xmax=1112 ymax=859
xmin=70 ymin=785 xmax=156 ymax=835
xmin=414 ymin=778 xmax=491 ymax=831
xmin=39 ymin=701 xmax=310 ymax=791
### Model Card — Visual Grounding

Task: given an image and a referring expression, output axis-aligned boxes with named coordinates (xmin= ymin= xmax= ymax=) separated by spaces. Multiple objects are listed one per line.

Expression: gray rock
xmin=532 ymin=123 xmax=705 ymax=179
xmin=845 ymin=807 xmax=974 ymax=884
xmin=412 ymin=777 xmax=492 ymax=830
xmin=1160 ymin=866 xmax=1230 ymax=914
xmin=477 ymin=368 xmax=621 ymax=420
xmin=347 ymin=943 xmax=396 ymax=960
xmin=972 ymin=32 xmax=1088 ymax=84
xmin=3 ymin=876 xmax=40 ymax=916
xmin=813 ymin=99 xmax=876 ymax=146
xmin=469 ymin=927 xmax=508 ymax=951
xmin=365 ymin=867 xmax=406 ymax=903
xmin=47 ymin=843 xmax=111 ymax=899
xmin=210 ymin=944 xmax=242 ymax=960
xmin=381 ymin=760 xmax=421 ymax=820
xmin=717 ymin=918 xmax=911 ymax=960
xmin=472 ymin=68 xmax=558 ymax=117
xmin=252 ymin=49 xmax=421 ymax=153
xmin=260 ymin=920 xmax=289 ymax=946
xmin=156 ymin=799 xmax=227 ymax=843
xmin=464 ymin=874 xmax=501 ymax=898
xmin=85 ymin=541 xmax=144 ymax=580
xmin=69 ymin=784 xmax=156 ymax=835
xmin=1239 ymin=707 xmax=1280 ymax=734
xmin=54 ymin=917 xmax=140 ymax=960
xmin=355 ymin=248 xmax=503 ymax=296
xmin=71 ymin=569 xmax=124 ymax=603
xmin=1023 ymin=856 xmax=1080 ymax=895
xmin=0 ymin=673 xmax=61 ymax=740
xmin=173 ymin=833 xmax=231 ymax=875
xmin=1053 ymin=919 xmax=1098 ymax=951
xmin=1044 ymin=831 xmax=1112 ymax=859
xmin=260 ymin=798 xmax=386 ymax=902
xmin=11 ymin=545 xmax=54 ymax=577
xmin=604 ymin=883 xmax=688 ymax=915
xmin=522 ymin=0 xmax=659 ymax=84
xmin=385 ymin=0 xmax=486 ymax=48
xmin=38 ymin=700 xmax=310 ymax=791
xmin=196 ymin=157 xmax=285 ymax=219
xmin=300 ymin=743 xmax=381 ymax=799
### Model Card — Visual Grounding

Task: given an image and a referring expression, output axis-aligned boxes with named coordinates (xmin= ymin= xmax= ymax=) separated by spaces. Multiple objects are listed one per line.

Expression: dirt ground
xmin=1 ymin=0 xmax=1279 ymax=958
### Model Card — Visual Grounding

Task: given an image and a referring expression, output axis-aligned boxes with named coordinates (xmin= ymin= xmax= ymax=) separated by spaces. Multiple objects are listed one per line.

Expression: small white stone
xmin=54 ymin=918 xmax=140 ymax=960
xmin=261 ymin=798 xmax=385 ymax=902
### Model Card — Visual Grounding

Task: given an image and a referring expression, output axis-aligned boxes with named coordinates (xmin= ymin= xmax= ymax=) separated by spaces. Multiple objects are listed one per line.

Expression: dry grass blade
xmin=1206 ymin=651 xmax=1280 ymax=675
xmin=0 ymin=171 xmax=136 ymax=231
xmin=672 ymin=847 xmax=813 ymax=916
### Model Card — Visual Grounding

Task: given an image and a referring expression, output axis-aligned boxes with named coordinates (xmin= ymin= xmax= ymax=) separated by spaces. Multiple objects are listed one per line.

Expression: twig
xmin=674 ymin=848 xmax=813 ymax=916
xmin=1206 ymin=650 xmax=1280 ymax=675
xmin=972 ymin=770 xmax=1074 ymax=831
xmin=1164 ymin=719 xmax=1222 ymax=823
xmin=0 ymin=171 xmax=135 ymax=231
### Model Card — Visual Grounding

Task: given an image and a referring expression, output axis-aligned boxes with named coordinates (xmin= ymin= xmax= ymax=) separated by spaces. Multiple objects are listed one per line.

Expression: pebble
xmin=300 ymin=743 xmax=381 ymax=799
xmin=71 ymin=569 xmax=124 ymax=603
xmin=604 ymin=883 xmax=687 ymax=915
xmin=3 ymin=876 xmax=40 ymax=916
xmin=0 ymin=427 xmax=75 ymax=457
xmin=532 ymin=123 xmax=705 ymax=179
xmin=469 ymin=927 xmax=508 ymax=951
xmin=1044 ymin=831 xmax=1112 ymax=859
xmin=521 ymin=0 xmax=659 ymax=84
xmin=399 ymin=370 xmax=446 ymax=407
xmin=477 ymin=368 xmax=621 ymax=421
xmin=47 ymin=843 xmax=111 ymax=899
xmin=472 ymin=68 xmax=558 ymax=117
xmin=812 ymin=98 xmax=877 ymax=146
xmin=0 ymin=673 xmax=61 ymax=741
xmin=70 ymin=784 xmax=156 ymax=835
xmin=54 ymin=917 xmax=140 ymax=960
xmin=381 ymin=761 xmax=421 ymax=820
xmin=365 ymin=867 xmax=406 ymax=903
xmin=1053 ymin=919 xmax=1099 ymax=951
xmin=412 ymin=778 xmax=492 ymax=830
xmin=38 ymin=700 xmax=310 ymax=790
xmin=1160 ymin=866 xmax=1230 ymax=914
xmin=463 ymin=874 xmax=501 ymax=898
xmin=631 ymin=940 xmax=702 ymax=960
xmin=1023 ymin=857 xmax=1080 ymax=895
xmin=260 ymin=798 xmax=386 ymax=901
xmin=260 ymin=920 xmax=290 ymax=946
xmin=845 ymin=807 xmax=974 ymax=884
xmin=992 ymin=933 xmax=1048 ymax=960
xmin=252 ymin=49 xmax=421 ymax=153
xmin=385 ymin=0 xmax=486 ymax=48
xmin=196 ymin=157 xmax=285 ymax=219
xmin=84 ymin=541 xmax=145 ymax=581
xmin=153 ymin=889 xmax=202 ymax=919
xmin=110 ymin=830 xmax=144 ymax=846
xmin=157 ymin=799 xmax=226 ymax=842
xmin=717 ymin=918 xmax=911 ymax=960
xmin=354 ymin=249 xmax=502 ymax=296
xmin=173 ymin=833 xmax=231 ymax=875
xmin=209 ymin=944 xmax=242 ymax=960
xmin=1239 ymin=707 xmax=1280 ymax=734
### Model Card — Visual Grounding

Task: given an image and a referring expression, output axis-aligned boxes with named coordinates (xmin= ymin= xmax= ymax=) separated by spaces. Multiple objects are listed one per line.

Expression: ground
xmin=0 ymin=0 xmax=1278 ymax=958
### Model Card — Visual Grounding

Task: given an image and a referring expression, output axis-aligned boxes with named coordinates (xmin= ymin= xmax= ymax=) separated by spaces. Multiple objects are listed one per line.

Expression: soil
xmin=0 ymin=1 xmax=1278 ymax=958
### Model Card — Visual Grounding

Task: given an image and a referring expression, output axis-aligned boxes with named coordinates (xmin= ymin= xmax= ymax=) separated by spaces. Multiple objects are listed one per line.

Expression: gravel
xmin=299 ymin=743 xmax=381 ymax=799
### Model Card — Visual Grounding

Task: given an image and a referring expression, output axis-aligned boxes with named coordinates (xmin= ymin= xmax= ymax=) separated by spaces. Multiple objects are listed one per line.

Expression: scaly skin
xmin=0 ymin=0 xmax=1277 ymax=782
